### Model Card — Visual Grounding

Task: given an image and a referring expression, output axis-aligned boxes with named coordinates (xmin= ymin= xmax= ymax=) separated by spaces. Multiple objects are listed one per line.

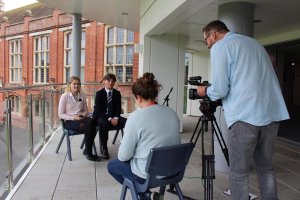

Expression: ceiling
xmin=38 ymin=0 xmax=300 ymax=52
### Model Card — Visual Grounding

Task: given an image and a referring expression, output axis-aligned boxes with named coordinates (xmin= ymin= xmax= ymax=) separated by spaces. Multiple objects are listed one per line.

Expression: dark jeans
xmin=64 ymin=117 xmax=97 ymax=155
xmin=107 ymin=158 xmax=145 ymax=184
xmin=97 ymin=116 xmax=126 ymax=150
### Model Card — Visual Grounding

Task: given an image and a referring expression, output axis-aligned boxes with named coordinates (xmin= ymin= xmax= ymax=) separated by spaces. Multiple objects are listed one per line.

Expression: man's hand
xmin=197 ymin=86 xmax=207 ymax=97
xmin=110 ymin=118 xmax=118 ymax=126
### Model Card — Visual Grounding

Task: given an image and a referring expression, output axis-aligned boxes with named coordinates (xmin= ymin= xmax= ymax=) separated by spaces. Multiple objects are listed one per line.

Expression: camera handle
xmin=163 ymin=87 xmax=173 ymax=107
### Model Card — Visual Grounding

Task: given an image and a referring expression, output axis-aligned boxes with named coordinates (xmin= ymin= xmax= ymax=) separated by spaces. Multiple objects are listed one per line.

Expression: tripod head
xmin=199 ymin=98 xmax=222 ymax=119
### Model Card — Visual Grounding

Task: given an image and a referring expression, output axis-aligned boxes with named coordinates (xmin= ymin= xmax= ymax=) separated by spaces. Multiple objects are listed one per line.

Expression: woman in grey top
xmin=107 ymin=73 xmax=181 ymax=198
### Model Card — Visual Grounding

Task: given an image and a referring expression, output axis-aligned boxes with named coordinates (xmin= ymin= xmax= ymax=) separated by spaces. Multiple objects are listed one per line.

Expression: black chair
xmin=56 ymin=120 xmax=97 ymax=161
xmin=80 ymin=126 xmax=123 ymax=153
xmin=99 ymin=126 xmax=124 ymax=152
xmin=120 ymin=142 xmax=194 ymax=200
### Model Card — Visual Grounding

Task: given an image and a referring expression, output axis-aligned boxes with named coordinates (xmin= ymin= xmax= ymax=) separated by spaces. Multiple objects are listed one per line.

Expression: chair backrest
xmin=136 ymin=142 xmax=194 ymax=192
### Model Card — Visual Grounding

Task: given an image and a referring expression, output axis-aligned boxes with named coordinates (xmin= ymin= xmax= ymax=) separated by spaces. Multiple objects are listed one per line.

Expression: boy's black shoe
xmin=101 ymin=149 xmax=110 ymax=159
xmin=83 ymin=150 xmax=102 ymax=162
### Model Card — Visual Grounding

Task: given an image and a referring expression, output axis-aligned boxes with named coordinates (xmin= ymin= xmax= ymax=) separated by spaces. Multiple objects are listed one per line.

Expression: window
xmin=107 ymin=47 xmax=113 ymax=64
xmin=64 ymin=32 xmax=72 ymax=83
xmin=107 ymin=27 xmax=114 ymax=44
xmin=33 ymin=35 xmax=50 ymax=83
xmin=104 ymin=26 xmax=135 ymax=82
xmin=116 ymin=66 xmax=123 ymax=82
xmin=116 ymin=46 xmax=124 ymax=64
xmin=64 ymin=31 xmax=86 ymax=82
xmin=127 ymin=31 xmax=134 ymax=43
xmin=125 ymin=67 xmax=132 ymax=82
xmin=116 ymin=28 xmax=124 ymax=43
xmin=9 ymin=40 xmax=22 ymax=83
xmin=126 ymin=45 xmax=133 ymax=64
xmin=11 ymin=96 xmax=21 ymax=114
xmin=33 ymin=98 xmax=50 ymax=118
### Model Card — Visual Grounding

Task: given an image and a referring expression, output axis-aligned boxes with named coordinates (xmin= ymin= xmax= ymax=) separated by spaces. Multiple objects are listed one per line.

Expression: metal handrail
xmin=0 ymin=82 xmax=105 ymax=92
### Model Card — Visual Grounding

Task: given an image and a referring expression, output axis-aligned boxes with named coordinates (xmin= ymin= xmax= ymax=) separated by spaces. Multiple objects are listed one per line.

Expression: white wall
xmin=186 ymin=51 xmax=210 ymax=116
xmin=139 ymin=34 xmax=186 ymax=131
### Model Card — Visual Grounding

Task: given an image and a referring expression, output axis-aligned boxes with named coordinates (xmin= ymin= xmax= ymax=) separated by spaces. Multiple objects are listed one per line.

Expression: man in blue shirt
xmin=197 ymin=20 xmax=289 ymax=200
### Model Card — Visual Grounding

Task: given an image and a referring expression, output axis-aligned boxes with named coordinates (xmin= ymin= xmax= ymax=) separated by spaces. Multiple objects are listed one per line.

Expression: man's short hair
xmin=203 ymin=20 xmax=230 ymax=34
xmin=104 ymin=73 xmax=116 ymax=82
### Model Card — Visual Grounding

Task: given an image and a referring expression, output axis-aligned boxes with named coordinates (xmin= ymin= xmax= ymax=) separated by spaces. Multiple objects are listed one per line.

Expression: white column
xmin=218 ymin=2 xmax=254 ymax=36
xmin=71 ymin=13 xmax=82 ymax=78
xmin=140 ymin=34 xmax=186 ymax=131
xmin=214 ymin=2 xmax=254 ymax=173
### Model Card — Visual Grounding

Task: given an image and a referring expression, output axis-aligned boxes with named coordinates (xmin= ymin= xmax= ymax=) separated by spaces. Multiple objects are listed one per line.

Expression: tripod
xmin=190 ymin=109 xmax=229 ymax=200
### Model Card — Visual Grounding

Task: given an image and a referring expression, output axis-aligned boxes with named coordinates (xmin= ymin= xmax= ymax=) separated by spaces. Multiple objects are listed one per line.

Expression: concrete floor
xmin=7 ymin=116 xmax=300 ymax=200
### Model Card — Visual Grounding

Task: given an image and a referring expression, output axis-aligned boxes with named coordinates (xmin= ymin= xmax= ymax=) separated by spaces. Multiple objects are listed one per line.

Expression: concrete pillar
xmin=214 ymin=2 xmax=255 ymax=173
xmin=140 ymin=34 xmax=186 ymax=131
xmin=218 ymin=2 xmax=254 ymax=37
xmin=71 ymin=13 xmax=82 ymax=78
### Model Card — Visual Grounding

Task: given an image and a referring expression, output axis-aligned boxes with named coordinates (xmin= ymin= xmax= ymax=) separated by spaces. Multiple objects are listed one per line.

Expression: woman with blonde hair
xmin=58 ymin=76 xmax=101 ymax=161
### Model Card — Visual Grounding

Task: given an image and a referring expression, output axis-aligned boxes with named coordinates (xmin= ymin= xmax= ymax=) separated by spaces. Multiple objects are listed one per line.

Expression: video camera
xmin=188 ymin=76 xmax=221 ymax=115
xmin=188 ymin=76 xmax=210 ymax=100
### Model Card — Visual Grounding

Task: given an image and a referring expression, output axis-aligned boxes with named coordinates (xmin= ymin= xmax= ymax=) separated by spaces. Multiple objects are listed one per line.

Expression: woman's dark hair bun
xmin=131 ymin=72 xmax=161 ymax=101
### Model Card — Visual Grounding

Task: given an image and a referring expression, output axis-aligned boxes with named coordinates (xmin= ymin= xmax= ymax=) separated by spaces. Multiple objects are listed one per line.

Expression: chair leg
xmin=98 ymin=129 xmax=102 ymax=153
xmin=159 ymin=186 xmax=166 ymax=197
xmin=80 ymin=136 xmax=85 ymax=149
xmin=66 ymin=135 xmax=72 ymax=161
xmin=55 ymin=133 xmax=65 ymax=153
xmin=120 ymin=184 xmax=127 ymax=200
xmin=122 ymin=179 xmax=139 ymax=200
xmin=112 ymin=130 xmax=119 ymax=145
xmin=174 ymin=183 xmax=184 ymax=200
xmin=93 ymin=143 xmax=97 ymax=155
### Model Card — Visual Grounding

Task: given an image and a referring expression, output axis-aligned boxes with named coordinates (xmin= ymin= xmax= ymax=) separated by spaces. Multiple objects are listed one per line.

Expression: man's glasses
xmin=204 ymin=32 xmax=212 ymax=42
xmin=203 ymin=32 xmax=215 ymax=45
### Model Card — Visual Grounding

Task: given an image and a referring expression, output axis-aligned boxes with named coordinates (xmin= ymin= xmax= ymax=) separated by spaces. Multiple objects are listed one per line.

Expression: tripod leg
xmin=190 ymin=116 xmax=202 ymax=144
xmin=203 ymin=178 xmax=214 ymax=200
xmin=212 ymin=119 xmax=230 ymax=166
xmin=202 ymin=154 xmax=215 ymax=200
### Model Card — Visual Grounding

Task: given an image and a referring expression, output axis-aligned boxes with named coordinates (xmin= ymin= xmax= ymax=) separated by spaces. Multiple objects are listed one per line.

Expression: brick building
xmin=0 ymin=2 xmax=139 ymax=120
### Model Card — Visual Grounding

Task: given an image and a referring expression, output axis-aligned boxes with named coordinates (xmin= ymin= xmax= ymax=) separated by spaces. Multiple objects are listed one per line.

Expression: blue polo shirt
xmin=207 ymin=32 xmax=289 ymax=127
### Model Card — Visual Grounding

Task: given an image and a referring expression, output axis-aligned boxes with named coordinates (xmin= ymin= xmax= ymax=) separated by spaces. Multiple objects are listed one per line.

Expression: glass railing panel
xmin=0 ymin=82 xmax=134 ymax=199
xmin=0 ymin=98 xmax=8 ymax=195
xmin=44 ymin=89 xmax=52 ymax=139
xmin=10 ymin=93 xmax=30 ymax=182
xmin=52 ymin=86 xmax=63 ymax=130
xmin=30 ymin=90 xmax=45 ymax=150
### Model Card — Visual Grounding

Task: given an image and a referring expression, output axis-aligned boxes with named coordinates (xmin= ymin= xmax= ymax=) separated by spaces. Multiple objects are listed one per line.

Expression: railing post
xmin=28 ymin=94 xmax=34 ymax=163
xmin=50 ymin=90 xmax=54 ymax=131
xmin=5 ymin=97 xmax=14 ymax=192
xmin=42 ymin=90 xmax=46 ymax=145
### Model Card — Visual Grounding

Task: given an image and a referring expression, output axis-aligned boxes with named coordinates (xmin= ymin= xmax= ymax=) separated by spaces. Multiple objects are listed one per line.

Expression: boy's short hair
xmin=104 ymin=73 xmax=116 ymax=82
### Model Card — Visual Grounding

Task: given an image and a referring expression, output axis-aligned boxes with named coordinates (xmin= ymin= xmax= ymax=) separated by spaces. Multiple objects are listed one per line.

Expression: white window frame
xmin=64 ymin=31 xmax=86 ymax=82
xmin=104 ymin=26 xmax=134 ymax=83
xmin=9 ymin=39 xmax=22 ymax=83
xmin=33 ymin=35 xmax=50 ymax=84
xmin=64 ymin=32 xmax=72 ymax=83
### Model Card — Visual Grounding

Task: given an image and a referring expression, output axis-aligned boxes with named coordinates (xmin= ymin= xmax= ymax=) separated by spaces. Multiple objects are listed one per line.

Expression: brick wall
xmin=0 ymin=8 xmax=140 ymax=121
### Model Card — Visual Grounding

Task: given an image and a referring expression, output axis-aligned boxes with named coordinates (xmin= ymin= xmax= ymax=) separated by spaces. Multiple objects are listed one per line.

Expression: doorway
xmin=266 ymin=42 xmax=300 ymax=143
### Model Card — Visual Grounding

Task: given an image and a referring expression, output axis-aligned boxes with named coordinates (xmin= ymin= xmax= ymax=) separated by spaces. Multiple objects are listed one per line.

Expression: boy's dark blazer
xmin=92 ymin=88 xmax=122 ymax=121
